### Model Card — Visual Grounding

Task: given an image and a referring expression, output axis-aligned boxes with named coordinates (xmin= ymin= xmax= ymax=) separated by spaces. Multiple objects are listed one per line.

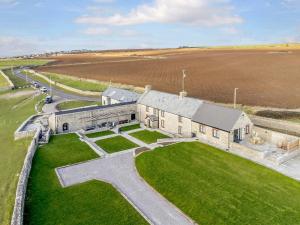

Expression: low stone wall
xmin=277 ymin=149 xmax=300 ymax=165
xmin=25 ymin=70 xmax=100 ymax=96
xmin=0 ymin=70 xmax=15 ymax=90
xmin=11 ymin=128 xmax=41 ymax=225
xmin=250 ymin=115 xmax=300 ymax=136
xmin=230 ymin=142 xmax=266 ymax=159
xmin=14 ymin=115 xmax=38 ymax=140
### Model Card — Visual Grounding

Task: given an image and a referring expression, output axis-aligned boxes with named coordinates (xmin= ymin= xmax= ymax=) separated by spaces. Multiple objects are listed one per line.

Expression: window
xmin=178 ymin=115 xmax=182 ymax=123
xmin=199 ymin=124 xmax=206 ymax=133
xmin=153 ymin=108 xmax=157 ymax=115
xmin=146 ymin=106 xmax=149 ymax=112
xmin=212 ymin=129 xmax=219 ymax=138
xmin=245 ymin=124 xmax=250 ymax=134
xmin=62 ymin=123 xmax=69 ymax=132
xmin=161 ymin=110 xmax=165 ymax=117
xmin=161 ymin=120 xmax=165 ymax=128
xmin=178 ymin=126 xmax=182 ymax=134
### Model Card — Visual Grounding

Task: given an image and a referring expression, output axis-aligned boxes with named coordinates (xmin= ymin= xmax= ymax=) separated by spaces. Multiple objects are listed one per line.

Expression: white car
xmin=40 ymin=87 xmax=48 ymax=93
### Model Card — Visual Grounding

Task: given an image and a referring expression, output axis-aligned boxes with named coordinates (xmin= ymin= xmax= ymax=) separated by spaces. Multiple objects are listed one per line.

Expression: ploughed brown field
xmin=37 ymin=48 xmax=300 ymax=108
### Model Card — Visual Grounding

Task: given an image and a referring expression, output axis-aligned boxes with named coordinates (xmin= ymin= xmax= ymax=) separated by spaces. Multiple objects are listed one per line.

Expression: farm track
xmin=37 ymin=49 xmax=300 ymax=108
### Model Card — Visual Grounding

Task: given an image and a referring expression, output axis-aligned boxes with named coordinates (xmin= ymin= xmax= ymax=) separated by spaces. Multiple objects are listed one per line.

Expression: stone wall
xmin=230 ymin=142 xmax=266 ymax=160
xmin=11 ymin=128 xmax=41 ymax=225
xmin=14 ymin=115 xmax=38 ymax=140
xmin=250 ymin=115 xmax=300 ymax=136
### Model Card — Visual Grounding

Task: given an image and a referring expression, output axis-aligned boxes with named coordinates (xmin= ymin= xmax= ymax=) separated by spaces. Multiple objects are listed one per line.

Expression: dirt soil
xmin=37 ymin=48 xmax=300 ymax=108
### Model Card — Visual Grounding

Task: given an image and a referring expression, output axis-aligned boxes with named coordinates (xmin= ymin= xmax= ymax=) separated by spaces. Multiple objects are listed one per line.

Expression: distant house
xmin=102 ymin=87 xmax=141 ymax=105
xmin=137 ymin=86 xmax=252 ymax=148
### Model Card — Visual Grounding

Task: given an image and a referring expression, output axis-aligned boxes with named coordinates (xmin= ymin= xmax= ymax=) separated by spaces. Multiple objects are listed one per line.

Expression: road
xmin=14 ymin=69 xmax=100 ymax=102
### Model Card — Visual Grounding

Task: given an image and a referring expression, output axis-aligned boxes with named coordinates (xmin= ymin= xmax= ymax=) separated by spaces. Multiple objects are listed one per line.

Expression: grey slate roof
xmin=137 ymin=90 xmax=203 ymax=119
xmin=55 ymin=101 xmax=136 ymax=116
xmin=102 ymin=87 xmax=140 ymax=103
xmin=192 ymin=102 xmax=243 ymax=132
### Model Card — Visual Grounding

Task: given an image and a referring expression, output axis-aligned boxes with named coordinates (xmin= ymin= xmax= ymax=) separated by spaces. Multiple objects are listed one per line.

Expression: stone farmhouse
xmin=49 ymin=86 xmax=252 ymax=148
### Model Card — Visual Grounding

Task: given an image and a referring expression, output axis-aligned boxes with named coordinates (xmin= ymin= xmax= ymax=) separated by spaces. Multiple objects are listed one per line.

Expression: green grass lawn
xmin=0 ymin=71 xmax=9 ymax=88
xmin=120 ymin=124 xmax=141 ymax=132
xmin=2 ymin=69 xmax=29 ymax=88
xmin=95 ymin=136 xmax=139 ymax=153
xmin=130 ymin=130 xmax=169 ymax=144
xmin=86 ymin=130 xmax=115 ymax=138
xmin=0 ymin=90 xmax=41 ymax=225
xmin=25 ymin=134 xmax=147 ymax=225
xmin=42 ymin=72 xmax=107 ymax=92
xmin=56 ymin=100 xmax=101 ymax=110
xmin=136 ymin=142 xmax=300 ymax=225
xmin=0 ymin=59 xmax=50 ymax=70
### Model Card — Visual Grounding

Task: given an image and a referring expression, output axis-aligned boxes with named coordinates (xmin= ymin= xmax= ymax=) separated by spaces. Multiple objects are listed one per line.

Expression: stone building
xmin=137 ymin=86 xmax=252 ymax=148
xmin=49 ymin=102 xmax=137 ymax=133
xmin=102 ymin=87 xmax=141 ymax=105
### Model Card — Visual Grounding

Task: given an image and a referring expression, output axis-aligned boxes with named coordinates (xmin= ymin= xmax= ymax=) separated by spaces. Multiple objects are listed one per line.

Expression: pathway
xmin=56 ymin=151 xmax=195 ymax=225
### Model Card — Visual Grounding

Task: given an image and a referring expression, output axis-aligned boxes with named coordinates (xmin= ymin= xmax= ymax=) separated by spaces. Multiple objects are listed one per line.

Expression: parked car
xmin=32 ymin=82 xmax=40 ymax=88
xmin=45 ymin=95 xmax=53 ymax=104
xmin=40 ymin=87 xmax=47 ymax=93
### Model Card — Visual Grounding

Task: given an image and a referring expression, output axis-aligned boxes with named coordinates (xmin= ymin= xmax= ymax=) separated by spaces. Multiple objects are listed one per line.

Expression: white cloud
xmin=76 ymin=0 xmax=243 ymax=27
xmin=0 ymin=0 xmax=19 ymax=6
xmin=82 ymin=27 xmax=112 ymax=35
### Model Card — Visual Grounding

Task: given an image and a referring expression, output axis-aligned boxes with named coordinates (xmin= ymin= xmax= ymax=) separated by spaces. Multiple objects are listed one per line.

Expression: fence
xmin=11 ymin=128 xmax=41 ymax=225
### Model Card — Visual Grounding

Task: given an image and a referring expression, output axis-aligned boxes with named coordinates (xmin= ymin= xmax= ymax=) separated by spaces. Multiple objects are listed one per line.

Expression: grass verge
xmin=136 ymin=141 xmax=300 ymax=225
xmin=86 ymin=130 xmax=115 ymax=138
xmin=0 ymin=59 xmax=50 ymax=70
xmin=130 ymin=130 xmax=169 ymax=144
xmin=0 ymin=90 xmax=41 ymax=225
xmin=95 ymin=136 xmax=139 ymax=153
xmin=56 ymin=100 xmax=101 ymax=111
xmin=25 ymin=134 xmax=147 ymax=225
xmin=3 ymin=69 xmax=29 ymax=88
xmin=120 ymin=124 xmax=141 ymax=132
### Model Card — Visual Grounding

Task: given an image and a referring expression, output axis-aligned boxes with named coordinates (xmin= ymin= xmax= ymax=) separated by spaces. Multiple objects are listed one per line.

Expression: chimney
xmin=145 ymin=85 xmax=152 ymax=93
xmin=179 ymin=91 xmax=187 ymax=99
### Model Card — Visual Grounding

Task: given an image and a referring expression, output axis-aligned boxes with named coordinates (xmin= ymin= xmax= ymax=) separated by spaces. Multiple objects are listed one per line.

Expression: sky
xmin=0 ymin=0 xmax=300 ymax=57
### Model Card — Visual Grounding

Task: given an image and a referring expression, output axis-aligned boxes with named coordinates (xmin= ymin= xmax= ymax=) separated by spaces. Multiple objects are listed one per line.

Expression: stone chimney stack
xmin=179 ymin=91 xmax=187 ymax=99
xmin=145 ymin=85 xmax=152 ymax=93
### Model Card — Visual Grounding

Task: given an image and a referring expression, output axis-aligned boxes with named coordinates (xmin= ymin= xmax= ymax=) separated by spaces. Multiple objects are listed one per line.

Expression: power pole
xmin=50 ymin=74 xmax=52 ymax=96
xmin=182 ymin=69 xmax=186 ymax=92
xmin=234 ymin=88 xmax=239 ymax=109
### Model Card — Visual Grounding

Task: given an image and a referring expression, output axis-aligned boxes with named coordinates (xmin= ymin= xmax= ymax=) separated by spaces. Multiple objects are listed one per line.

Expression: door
xmin=233 ymin=129 xmax=239 ymax=143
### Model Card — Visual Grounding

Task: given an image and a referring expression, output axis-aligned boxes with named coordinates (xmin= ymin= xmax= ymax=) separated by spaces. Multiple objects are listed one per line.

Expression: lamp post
xmin=182 ymin=69 xmax=186 ymax=92
xmin=234 ymin=88 xmax=239 ymax=109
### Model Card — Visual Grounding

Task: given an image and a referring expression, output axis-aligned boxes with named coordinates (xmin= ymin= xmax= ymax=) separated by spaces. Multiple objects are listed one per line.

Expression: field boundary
xmin=250 ymin=115 xmax=300 ymax=136
xmin=0 ymin=70 xmax=15 ymax=90
xmin=25 ymin=70 xmax=101 ymax=96
xmin=11 ymin=128 xmax=41 ymax=225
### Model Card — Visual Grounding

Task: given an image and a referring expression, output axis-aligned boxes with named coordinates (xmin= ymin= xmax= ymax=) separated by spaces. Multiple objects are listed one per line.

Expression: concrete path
xmin=56 ymin=151 xmax=195 ymax=225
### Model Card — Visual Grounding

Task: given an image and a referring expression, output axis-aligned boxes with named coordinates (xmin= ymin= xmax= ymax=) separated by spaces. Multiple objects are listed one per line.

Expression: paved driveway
xmin=56 ymin=151 xmax=195 ymax=225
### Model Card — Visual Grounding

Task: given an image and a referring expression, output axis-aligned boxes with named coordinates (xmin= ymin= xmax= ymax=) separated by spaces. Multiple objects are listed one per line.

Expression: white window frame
xmin=245 ymin=124 xmax=250 ymax=134
xmin=153 ymin=108 xmax=157 ymax=115
xmin=212 ymin=129 xmax=219 ymax=138
xmin=161 ymin=120 xmax=165 ymax=128
xmin=199 ymin=124 xmax=206 ymax=134
xmin=161 ymin=110 xmax=165 ymax=117
xmin=178 ymin=126 xmax=182 ymax=134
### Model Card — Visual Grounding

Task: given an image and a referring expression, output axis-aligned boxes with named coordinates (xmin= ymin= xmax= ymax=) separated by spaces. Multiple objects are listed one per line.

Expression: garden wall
xmin=11 ymin=128 xmax=41 ymax=225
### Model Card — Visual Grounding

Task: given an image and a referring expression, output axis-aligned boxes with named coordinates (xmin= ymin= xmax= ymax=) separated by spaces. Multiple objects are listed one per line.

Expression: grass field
xmin=130 ymin=130 xmax=169 ymax=144
xmin=2 ymin=69 xmax=29 ymax=88
xmin=0 ymin=72 xmax=9 ymax=87
xmin=42 ymin=72 xmax=107 ymax=92
xmin=86 ymin=130 xmax=114 ymax=138
xmin=25 ymin=134 xmax=147 ymax=225
xmin=95 ymin=136 xmax=139 ymax=153
xmin=0 ymin=59 xmax=50 ymax=70
xmin=120 ymin=124 xmax=141 ymax=132
xmin=136 ymin=142 xmax=300 ymax=225
xmin=56 ymin=100 xmax=100 ymax=110
xmin=0 ymin=90 xmax=41 ymax=225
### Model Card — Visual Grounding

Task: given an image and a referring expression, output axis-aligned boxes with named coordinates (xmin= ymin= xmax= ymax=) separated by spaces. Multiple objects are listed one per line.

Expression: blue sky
xmin=0 ymin=0 xmax=300 ymax=56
